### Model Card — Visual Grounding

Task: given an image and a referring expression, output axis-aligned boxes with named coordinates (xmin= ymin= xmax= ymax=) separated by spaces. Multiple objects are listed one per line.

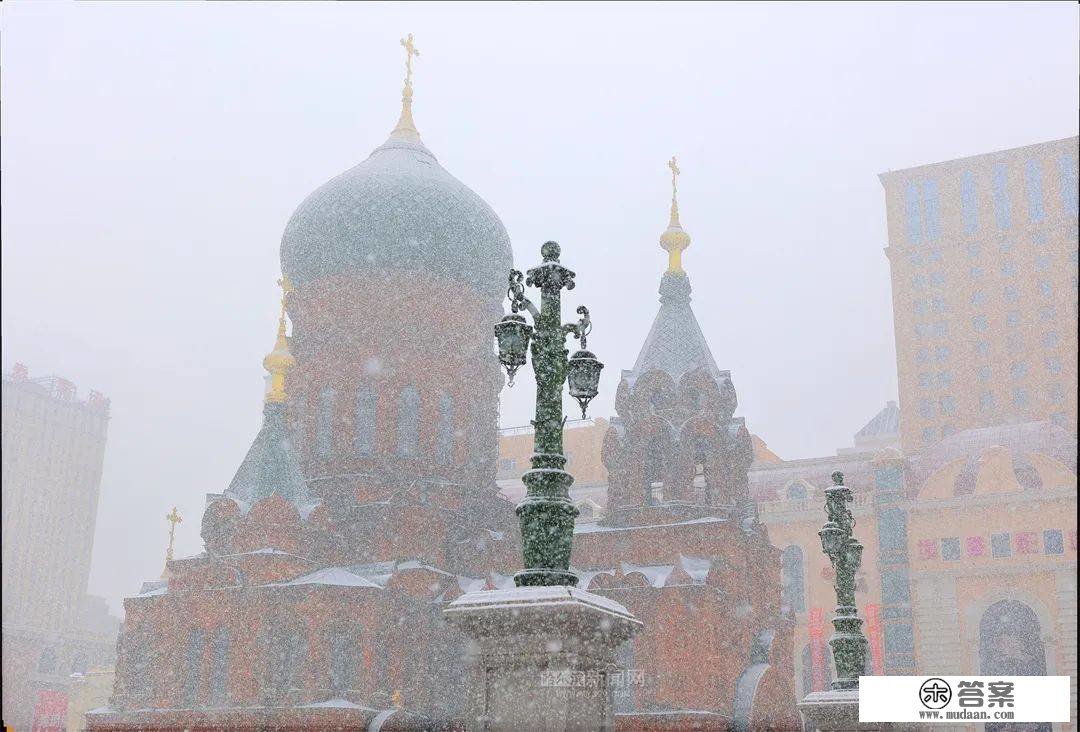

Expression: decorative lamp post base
xmin=444 ymin=586 xmax=642 ymax=732
xmin=799 ymin=689 xmax=915 ymax=732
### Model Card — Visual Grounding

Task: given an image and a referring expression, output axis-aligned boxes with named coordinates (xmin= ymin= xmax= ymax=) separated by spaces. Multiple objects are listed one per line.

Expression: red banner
xmin=31 ymin=690 xmax=68 ymax=732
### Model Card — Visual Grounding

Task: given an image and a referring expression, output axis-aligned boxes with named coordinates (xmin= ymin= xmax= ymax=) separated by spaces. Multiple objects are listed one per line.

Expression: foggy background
xmin=2 ymin=1 xmax=1077 ymax=617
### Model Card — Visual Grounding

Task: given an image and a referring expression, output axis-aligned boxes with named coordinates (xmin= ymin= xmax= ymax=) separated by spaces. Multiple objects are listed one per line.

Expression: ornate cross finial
xmin=392 ymin=34 xmax=422 ymax=139
xmin=668 ymin=155 xmax=681 ymax=201
xmin=164 ymin=506 xmax=182 ymax=568
xmin=400 ymin=33 xmax=420 ymax=90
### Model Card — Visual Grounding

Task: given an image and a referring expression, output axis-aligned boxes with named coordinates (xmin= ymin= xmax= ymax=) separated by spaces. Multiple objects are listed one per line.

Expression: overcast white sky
xmin=2 ymin=2 xmax=1077 ymax=616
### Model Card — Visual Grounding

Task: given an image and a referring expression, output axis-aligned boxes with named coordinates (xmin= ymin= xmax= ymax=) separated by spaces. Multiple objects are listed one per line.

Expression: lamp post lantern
xmin=495 ymin=240 xmax=602 ymax=587
xmin=818 ymin=471 xmax=870 ymax=690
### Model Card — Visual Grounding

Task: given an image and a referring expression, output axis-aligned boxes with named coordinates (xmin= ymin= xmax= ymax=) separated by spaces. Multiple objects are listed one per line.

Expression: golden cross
xmin=400 ymin=33 xmax=420 ymax=89
xmin=276 ymin=274 xmax=293 ymax=321
xmin=668 ymin=155 xmax=681 ymax=200
xmin=165 ymin=506 xmax=182 ymax=563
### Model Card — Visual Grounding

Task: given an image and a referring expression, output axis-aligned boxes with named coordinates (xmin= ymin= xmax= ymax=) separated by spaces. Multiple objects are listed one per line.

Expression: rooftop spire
xmin=263 ymin=275 xmax=295 ymax=403
xmin=161 ymin=506 xmax=182 ymax=579
xmin=391 ymin=33 xmax=422 ymax=141
xmin=660 ymin=155 xmax=691 ymax=273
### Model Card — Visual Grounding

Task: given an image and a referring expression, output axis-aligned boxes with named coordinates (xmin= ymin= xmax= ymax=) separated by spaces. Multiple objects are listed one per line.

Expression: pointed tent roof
xmin=854 ymin=400 xmax=901 ymax=439
xmin=222 ymin=401 xmax=313 ymax=513
xmin=623 ymin=271 xmax=721 ymax=388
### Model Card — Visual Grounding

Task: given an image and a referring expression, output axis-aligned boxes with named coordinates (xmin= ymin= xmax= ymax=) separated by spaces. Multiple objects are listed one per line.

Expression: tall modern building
xmin=2 ymin=363 xmax=119 ymax=730
xmin=879 ymin=136 xmax=1078 ymax=451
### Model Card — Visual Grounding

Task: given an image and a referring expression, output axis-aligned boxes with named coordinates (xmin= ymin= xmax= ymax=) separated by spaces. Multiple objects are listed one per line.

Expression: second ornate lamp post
xmin=818 ymin=471 xmax=870 ymax=690
xmin=495 ymin=241 xmax=602 ymax=587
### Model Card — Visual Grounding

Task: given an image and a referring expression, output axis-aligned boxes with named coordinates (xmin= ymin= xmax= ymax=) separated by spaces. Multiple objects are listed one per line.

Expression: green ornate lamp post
xmin=494 ymin=241 xmax=603 ymax=587
xmin=818 ymin=471 xmax=870 ymax=690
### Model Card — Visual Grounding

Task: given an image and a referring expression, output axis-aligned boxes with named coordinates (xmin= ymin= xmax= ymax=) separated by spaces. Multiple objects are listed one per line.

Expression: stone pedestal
xmin=800 ymin=689 xmax=917 ymax=732
xmin=444 ymin=586 xmax=642 ymax=732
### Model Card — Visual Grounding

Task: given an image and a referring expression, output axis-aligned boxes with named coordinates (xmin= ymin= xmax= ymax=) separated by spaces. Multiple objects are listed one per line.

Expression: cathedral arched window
xmin=209 ymin=627 xmax=230 ymax=706
xmin=354 ymin=382 xmax=377 ymax=456
xmin=327 ymin=626 xmax=358 ymax=692
xmin=395 ymin=385 xmax=420 ymax=457
xmin=781 ymin=545 xmax=806 ymax=614
xmin=291 ymin=395 xmax=308 ymax=457
xmin=786 ymin=481 xmax=808 ymax=501
xmin=262 ymin=622 xmax=307 ymax=702
xmin=315 ymin=387 xmax=336 ymax=459
xmin=435 ymin=392 xmax=455 ymax=465
xmin=182 ymin=627 xmax=206 ymax=707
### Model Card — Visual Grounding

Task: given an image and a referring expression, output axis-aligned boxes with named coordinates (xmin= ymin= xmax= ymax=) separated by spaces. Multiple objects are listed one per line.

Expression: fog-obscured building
xmin=879 ymin=136 xmax=1079 ymax=451
xmin=2 ymin=363 xmax=120 ymax=730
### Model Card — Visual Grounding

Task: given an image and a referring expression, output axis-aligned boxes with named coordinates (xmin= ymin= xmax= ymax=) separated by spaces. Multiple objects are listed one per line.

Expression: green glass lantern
xmin=567 ymin=349 xmax=603 ymax=418
xmin=819 ymin=522 xmax=844 ymax=557
xmin=494 ymin=314 xmax=532 ymax=385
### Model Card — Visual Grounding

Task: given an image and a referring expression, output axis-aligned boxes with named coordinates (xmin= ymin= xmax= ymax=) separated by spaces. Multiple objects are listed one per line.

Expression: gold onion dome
xmin=263 ymin=276 xmax=295 ymax=403
xmin=660 ymin=155 xmax=691 ymax=273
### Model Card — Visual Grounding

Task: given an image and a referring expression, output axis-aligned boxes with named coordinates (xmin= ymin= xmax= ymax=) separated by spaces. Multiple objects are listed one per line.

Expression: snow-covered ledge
xmin=444 ymin=586 xmax=642 ymax=732
xmin=800 ymin=688 xmax=907 ymax=731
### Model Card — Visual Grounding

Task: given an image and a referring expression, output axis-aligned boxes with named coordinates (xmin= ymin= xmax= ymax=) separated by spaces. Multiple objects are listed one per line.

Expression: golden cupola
xmin=263 ymin=276 xmax=296 ymax=404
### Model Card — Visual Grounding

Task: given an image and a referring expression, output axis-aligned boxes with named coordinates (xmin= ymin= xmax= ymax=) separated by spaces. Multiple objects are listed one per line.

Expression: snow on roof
xmin=854 ymin=400 xmax=900 ymax=438
xmin=679 ymin=555 xmax=712 ymax=584
xmin=301 ymin=698 xmax=379 ymax=710
xmin=271 ymin=567 xmax=382 ymax=589
xmin=575 ymin=515 xmax=727 ymax=534
xmin=621 ymin=562 xmax=675 ymax=587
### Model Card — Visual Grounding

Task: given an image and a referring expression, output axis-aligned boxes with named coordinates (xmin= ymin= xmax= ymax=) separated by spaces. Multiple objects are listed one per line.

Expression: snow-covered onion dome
xmin=279 ymin=44 xmax=513 ymax=307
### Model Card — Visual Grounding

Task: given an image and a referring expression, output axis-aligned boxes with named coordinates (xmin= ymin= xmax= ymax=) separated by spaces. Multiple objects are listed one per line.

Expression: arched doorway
xmin=979 ymin=599 xmax=1050 ymax=732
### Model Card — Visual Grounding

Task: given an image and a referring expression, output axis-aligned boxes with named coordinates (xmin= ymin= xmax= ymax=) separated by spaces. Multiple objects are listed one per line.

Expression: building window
xmin=1044 ymin=529 xmax=1064 ymax=555
xmin=1024 ymin=159 xmax=1045 ymax=222
xmin=914 ymin=323 xmax=930 ymax=338
xmin=1006 ymin=311 xmax=1021 ymax=328
xmin=970 ymin=265 xmax=984 ymax=278
xmin=1038 ymin=305 xmax=1056 ymax=321
xmin=1035 ymin=254 xmax=1051 ymax=272
xmin=911 ymin=274 xmax=926 ymax=290
xmin=975 ymin=341 xmax=990 ymax=358
xmin=917 ymin=372 xmax=931 ymax=389
xmin=977 ymin=365 xmax=991 ymax=382
xmin=937 ymin=371 xmax=953 ymax=388
xmin=992 ymin=163 xmax=1011 ymax=229
xmin=929 ymin=271 xmax=945 ymax=288
xmin=1051 ymin=412 xmax=1067 ymax=428
xmin=923 ymin=180 xmax=941 ymax=240
xmin=935 ymin=346 xmax=950 ymax=362
xmin=971 ymin=291 xmax=986 ymax=307
xmin=1046 ymin=357 xmax=1062 ymax=375
xmin=1006 ymin=334 xmax=1024 ymax=354
xmin=933 ymin=321 xmax=948 ymax=337
xmin=904 ymin=182 xmax=922 ymax=244
xmin=960 ymin=170 xmax=979 ymax=234
xmin=209 ymin=627 xmax=229 ymax=706
xmin=919 ymin=399 xmax=934 ymax=419
xmin=1060 ymin=153 xmax=1078 ymax=218
xmin=1043 ymin=331 xmax=1060 ymax=348
xmin=941 ymin=537 xmax=961 ymax=561
xmin=916 ymin=348 xmax=929 ymax=364
xmin=928 ymin=248 xmax=943 ymax=263
xmin=1047 ymin=384 xmax=1064 ymax=405
xmin=781 ymin=546 xmax=806 ymax=613
xmin=930 ymin=296 xmax=945 ymax=312
xmin=327 ymin=628 xmax=358 ymax=692
xmin=980 ymin=391 xmax=994 ymax=411
xmin=1009 ymin=361 xmax=1027 ymax=379
xmin=786 ymin=482 xmax=808 ymax=501
xmin=435 ymin=391 xmax=455 ymax=465
xmin=966 ymin=242 xmax=981 ymax=258
xmin=315 ymin=386 xmax=335 ymax=459
xmin=395 ymin=385 xmax=421 ymax=457
xmin=908 ymin=251 xmax=925 ymax=267
xmin=183 ymin=627 xmax=206 ymax=707
xmin=1038 ymin=280 xmax=1052 ymax=297
xmin=354 ymin=382 xmax=377 ymax=456
xmin=913 ymin=300 xmax=927 ymax=316
xmin=939 ymin=395 xmax=956 ymax=415
xmin=1014 ymin=532 xmax=1039 ymax=554
xmin=972 ymin=315 xmax=989 ymax=332
xmin=1003 ymin=285 xmax=1019 ymax=303
xmin=922 ymin=427 xmax=938 ymax=444
xmin=991 ymin=533 xmax=1011 ymax=558
xmin=1012 ymin=388 xmax=1030 ymax=408
xmin=1000 ymin=260 xmax=1016 ymax=278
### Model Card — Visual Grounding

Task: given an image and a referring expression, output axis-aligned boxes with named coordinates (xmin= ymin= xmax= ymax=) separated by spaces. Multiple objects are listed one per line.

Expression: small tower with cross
xmin=392 ymin=33 xmax=422 ymax=140
xmin=660 ymin=155 xmax=691 ymax=273
xmin=161 ymin=506 xmax=182 ymax=578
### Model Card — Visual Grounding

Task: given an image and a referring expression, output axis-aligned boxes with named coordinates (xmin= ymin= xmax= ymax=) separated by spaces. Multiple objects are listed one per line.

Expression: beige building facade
xmin=879 ymin=136 xmax=1078 ymax=451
